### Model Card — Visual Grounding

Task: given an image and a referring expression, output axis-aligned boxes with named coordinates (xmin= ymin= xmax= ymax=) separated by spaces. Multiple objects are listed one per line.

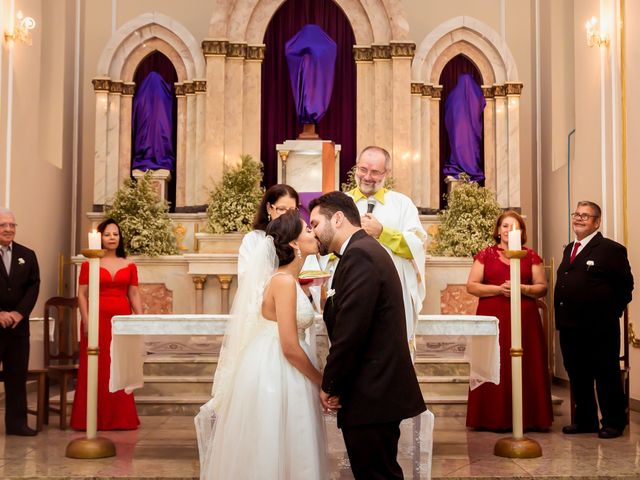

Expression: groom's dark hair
xmin=309 ymin=191 xmax=361 ymax=227
xmin=266 ymin=210 xmax=303 ymax=266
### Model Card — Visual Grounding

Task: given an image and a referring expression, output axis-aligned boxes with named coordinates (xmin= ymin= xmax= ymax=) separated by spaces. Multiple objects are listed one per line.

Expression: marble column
xmin=216 ymin=275 xmax=234 ymax=313
xmin=420 ymin=87 xmax=432 ymax=208
xmin=391 ymin=43 xmax=415 ymax=196
xmin=494 ymin=84 xmax=509 ymax=208
xmin=506 ymin=83 xmax=523 ymax=209
xmin=106 ymin=84 xmax=123 ymax=204
xmin=243 ymin=46 xmax=264 ymax=162
xmin=410 ymin=82 xmax=423 ymax=203
xmin=373 ymin=45 xmax=392 ymax=154
xmin=429 ymin=86 xmax=442 ymax=210
xmin=202 ymin=40 xmax=227 ymax=188
xmin=192 ymin=275 xmax=207 ymax=314
xmin=482 ymin=86 xmax=496 ymax=194
xmin=194 ymin=81 xmax=207 ymax=206
xmin=180 ymin=81 xmax=196 ymax=208
xmin=92 ymin=79 xmax=110 ymax=206
xmin=354 ymin=46 xmax=374 ymax=155
xmin=225 ymin=43 xmax=247 ymax=167
xmin=118 ymin=83 xmax=135 ymax=187
xmin=175 ymin=83 xmax=187 ymax=207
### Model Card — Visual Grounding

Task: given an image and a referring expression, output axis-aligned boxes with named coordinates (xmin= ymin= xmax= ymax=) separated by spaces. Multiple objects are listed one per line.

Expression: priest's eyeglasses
xmin=570 ymin=212 xmax=598 ymax=221
xmin=0 ymin=223 xmax=17 ymax=229
xmin=356 ymin=166 xmax=386 ymax=179
xmin=274 ymin=206 xmax=299 ymax=214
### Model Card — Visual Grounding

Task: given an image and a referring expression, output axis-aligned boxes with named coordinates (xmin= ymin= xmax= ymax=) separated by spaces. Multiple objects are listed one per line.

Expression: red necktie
xmin=569 ymin=242 xmax=581 ymax=263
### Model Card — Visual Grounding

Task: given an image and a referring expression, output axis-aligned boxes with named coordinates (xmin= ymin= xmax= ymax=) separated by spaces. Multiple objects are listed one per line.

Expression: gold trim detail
xmin=629 ymin=322 xmax=640 ymax=348
xmin=506 ymin=82 xmax=524 ymax=95
xmin=390 ymin=42 xmax=415 ymax=58
xmin=372 ymin=45 xmax=391 ymax=59
xmin=193 ymin=80 xmax=207 ymax=92
xmin=494 ymin=437 xmax=542 ymax=458
xmin=122 ymin=82 xmax=136 ymax=96
xmin=202 ymin=40 xmax=228 ymax=56
xmin=493 ymin=84 xmax=507 ymax=96
xmin=109 ymin=81 xmax=123 ymax=94
xmin=246 ymin=45 xmax=265 ymax=61
xmin=66 ymin=437 xmax=116 ymax=459
xmin=92 ymin=78 xmax=111 ymax=91
xmin=174 ymin=83 xmax=186 ymax=96
xmin=173 ymin=224 xmax=188 ymax=251
xmin=482 ymin=86 xmax=494 ymax=98
xmin=192 ymin=275 xmax=207 ymax=290
xmin=353 ymin=46 xmax=373 ymax=62
xmin=217 ymin=275 xmax=233 ymax=290
xmin=227 ymin=43 xmax=247 ymax=58
xmin=87 ymin=347 xmax=99 ymax=355
xmin=431 ymin=85 xmax=442 ymax=99
xmin=411 ymin=82 xmax=423 ymax=95
xmin=184 ymin=82 xmax=195 ymax=95
xmin=510 ymin=348 xmax=523 ymax=357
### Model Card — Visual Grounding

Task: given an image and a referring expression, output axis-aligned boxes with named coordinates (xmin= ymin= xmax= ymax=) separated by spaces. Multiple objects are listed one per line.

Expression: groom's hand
xmin=320 ymin=390 xmax=341 ymax=412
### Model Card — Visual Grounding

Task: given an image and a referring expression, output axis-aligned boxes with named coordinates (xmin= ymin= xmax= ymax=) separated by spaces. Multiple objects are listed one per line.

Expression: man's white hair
xmin=0 ymin=208 xmax=15 ymax=218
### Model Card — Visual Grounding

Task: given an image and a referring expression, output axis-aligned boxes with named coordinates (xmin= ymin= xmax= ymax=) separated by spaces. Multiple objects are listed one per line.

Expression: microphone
xmin=366 ymin=198 xmax=376 ymax=214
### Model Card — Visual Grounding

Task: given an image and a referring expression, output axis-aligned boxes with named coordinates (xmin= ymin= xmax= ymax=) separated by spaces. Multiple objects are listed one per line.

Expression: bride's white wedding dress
xmin=197 ymin=274 xmax=327 ymax=479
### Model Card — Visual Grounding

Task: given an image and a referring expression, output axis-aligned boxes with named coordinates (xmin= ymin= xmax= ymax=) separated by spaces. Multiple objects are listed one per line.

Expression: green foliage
xmin=340 ymin=165 xmax=395 ymax=192
xmin=105 ymin=172 xmax=178 ymax=256
xmin=205 ymin=155 xmax=264 ymax=233
xmin=429 ymin=174 xmax=502 ymax=257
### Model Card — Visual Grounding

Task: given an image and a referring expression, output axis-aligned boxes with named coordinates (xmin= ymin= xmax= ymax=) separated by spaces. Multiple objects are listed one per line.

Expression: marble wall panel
xmin=423 ymin=256 xmax=473 ymax=315
xmin=374 ymin=58 xmax=393 ymax=154
xmin=483 ymin=97 xmax=496 ymax=193
xmin=224 ymin=57 xmax=244 ymax=166
xmin=182 ymin=92 xmax=197 ymax=207
xmin=140 ymin=283 xmax=174 ymax=314
xmin=507 ymin=94 xmax=521 ymax=208
xmin=194 ymin=92 xmax=207 ymax=205
xmin=440 ymin=285 xmax=478 ymax=315
xmin=356 ymin=60 xmax=374 ymax=154
xmin=411 ymin=91 xmax=423 ymax=202
xmin=420 ymin=95 xmax=431 ymax=207
xmin=494 ymin=94 xmax=509 ymax=207
xmin=118 ymin=93 xmax=133 ymax=187
xmin=204 ymin=55 xmax=226 ymax=186
xmin=93 ymin=91 xmax=109 ymax=205
xmin=391 ymin=55 xmax=413 ymax=196
xmin=243 ymin=59 xmax=262 ymax=162
xmin=429 ymin=98 xmax=440 ymax=209
xmin=176 ymin=94 xmax=187 ymax=207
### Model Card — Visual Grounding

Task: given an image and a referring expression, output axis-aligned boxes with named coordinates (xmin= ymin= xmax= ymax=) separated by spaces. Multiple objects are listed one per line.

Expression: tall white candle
xmin=508 ymin=225 xmax=521 ymax=251
xmin=88 ymin=230 xmax=101 ymax=250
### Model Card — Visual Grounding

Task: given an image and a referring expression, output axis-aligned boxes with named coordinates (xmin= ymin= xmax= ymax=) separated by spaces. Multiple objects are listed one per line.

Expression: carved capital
xmin=227 ymin=43 xmax=247 ymax=58
xmin=353 ymin=46 xmax=373 ymax=62
xmin=372 ymin=45 xmax=391 ymax=60
xmin=493 ymin=84 xmax=506 ymax=97
xmin=202 ymin=39 xmax=228 ymax=56
xmin=246 ymin=45 xmax=265 ymax=61
xmin=122 ymin=82 xmax=136 ymax=96
xmin=109 ymin=81 xmax=123 ymax=94
xmin=390 ymin=42 xmax=415 ymax=58
xmin=174 ymin=83 xmax=186 ymax=96
xmin=217 ymin=275 xmax=233 ymax=290
xmin=411 ymin=82 xmax=423 ymax=95
xmin=192 ymin=275 xmax=207 ymax=290
xmin=506 ymin=82 xmax=524 ymax=95
xmin=482 ymin=86 xmax=494 ymax=98
xmin=184 ymin=81 xmax=196 ymax=95
xmin=92 ymin=78 xmax=111 ymax=92
xmin=431 ymin=85 xmax=443 ymax=99
xmin=193 ymin=80 xmax=207 ymax=92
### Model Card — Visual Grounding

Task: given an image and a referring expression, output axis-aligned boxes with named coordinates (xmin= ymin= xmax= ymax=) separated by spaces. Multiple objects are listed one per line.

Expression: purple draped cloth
xmin=285 ymin=24 xmax=337 ymax=125
xmin=443 ymin=74 xmax=486 ymax=182
xmin=132 ymin=72 xmax=175 ymax=171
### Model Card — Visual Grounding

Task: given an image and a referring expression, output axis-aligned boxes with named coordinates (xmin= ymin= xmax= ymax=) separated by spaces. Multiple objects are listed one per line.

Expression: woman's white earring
xmin=296 ymin=248 xmax=302 ymax=259
xmin=267 ymin=213 xmax=272 ymax=222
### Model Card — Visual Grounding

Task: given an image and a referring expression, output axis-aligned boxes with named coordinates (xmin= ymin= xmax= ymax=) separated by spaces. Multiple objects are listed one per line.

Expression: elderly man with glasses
xmin=0 ymin=208 xmax=40 ymax=436
xmin=345 ymin=146 xmax=426 ymax=356
xmin=555 ymin=201 xmax=633 ymax=439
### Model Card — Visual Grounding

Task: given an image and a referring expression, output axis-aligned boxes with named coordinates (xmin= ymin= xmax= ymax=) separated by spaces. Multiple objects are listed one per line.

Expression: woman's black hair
xmin=265 ymin=210 xmax=303 ymax=266
xmin=252 ymin=184 xmax=299 ymax=231
xmin=97 ymin=218 xmax=127 ymax=258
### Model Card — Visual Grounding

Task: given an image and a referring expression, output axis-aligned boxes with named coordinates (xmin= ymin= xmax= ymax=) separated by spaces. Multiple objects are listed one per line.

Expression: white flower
xmin=326 ymin=289 xmax=336 ymax=298
xmin=586 ymin=260 xmax=594 ymax=270
xmin=17 ymin=257 xmax=25 ymax=265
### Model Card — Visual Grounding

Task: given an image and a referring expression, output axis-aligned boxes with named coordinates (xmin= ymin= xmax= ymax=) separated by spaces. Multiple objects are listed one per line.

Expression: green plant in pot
xmin=205 ymin=154 xmax=264 ymax=234
xmin=105 ymin=171 xmax=178 ymax=256
xmin=429 ymin=174 xmax=502 ymax=257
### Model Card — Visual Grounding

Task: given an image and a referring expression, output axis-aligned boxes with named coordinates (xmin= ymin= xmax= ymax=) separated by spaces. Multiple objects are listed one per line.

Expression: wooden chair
xmin=0 ymin=367 xmax=46 ymax=431
xmin=43 ymin=296 xmax=80 ymax=430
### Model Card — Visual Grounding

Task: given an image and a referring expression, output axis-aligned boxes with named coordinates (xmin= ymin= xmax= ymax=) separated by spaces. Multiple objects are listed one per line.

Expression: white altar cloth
xmin=110 ymin=314 xmax=498 ymax=394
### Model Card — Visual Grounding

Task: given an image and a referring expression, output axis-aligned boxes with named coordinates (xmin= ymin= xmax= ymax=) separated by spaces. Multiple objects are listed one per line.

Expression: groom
xmin=309 ymin=192 xmax=425 ymax=479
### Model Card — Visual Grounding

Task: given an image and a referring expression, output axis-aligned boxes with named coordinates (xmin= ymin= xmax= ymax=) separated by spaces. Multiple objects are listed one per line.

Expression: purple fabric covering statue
xmin=285 ymin=24 xmax=337 ymax=125
xmin=443 ymin=74 xmax=486 ymax=182
xmin=132 ymin=72 xmax=175 ymax=171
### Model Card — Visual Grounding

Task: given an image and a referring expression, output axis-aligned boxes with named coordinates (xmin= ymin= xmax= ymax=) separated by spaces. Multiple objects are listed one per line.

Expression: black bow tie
xmin=334 ymin=252 xmax=342 ymax=259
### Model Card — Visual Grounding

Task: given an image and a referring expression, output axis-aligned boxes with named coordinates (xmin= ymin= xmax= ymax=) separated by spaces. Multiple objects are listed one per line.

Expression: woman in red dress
xmin=70 ymin=218 xmax=142 ymax=430
xmin=465 ymin=210 xmax=553 ymax=431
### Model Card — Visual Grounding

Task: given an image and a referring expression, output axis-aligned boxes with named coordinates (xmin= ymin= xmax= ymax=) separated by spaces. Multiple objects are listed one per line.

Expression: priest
xmin=346 ymin=146 xmax=426 ymax=354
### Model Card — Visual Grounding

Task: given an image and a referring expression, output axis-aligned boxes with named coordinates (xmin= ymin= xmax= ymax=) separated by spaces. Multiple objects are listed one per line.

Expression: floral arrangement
xmin=105 ymin=172 xmax=177 ymax=256
xmin=340 ymin=165 xmax=395 ymax=192
xmin=428 ymin=174 xmax=502 ymax=257
xmin=205 ymin=154 xmax=264 ymax=234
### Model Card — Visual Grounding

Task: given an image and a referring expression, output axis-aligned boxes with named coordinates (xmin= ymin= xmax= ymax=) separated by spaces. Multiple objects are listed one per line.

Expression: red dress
xmin=466 ymin=245 xmax=553 ymax=431
xmin=70 ymin=262 xmax=140 ymax=430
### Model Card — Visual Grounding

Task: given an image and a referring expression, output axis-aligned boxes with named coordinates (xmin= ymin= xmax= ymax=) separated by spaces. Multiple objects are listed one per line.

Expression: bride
xmin=195 ymin=210 xmax=328 ymax=479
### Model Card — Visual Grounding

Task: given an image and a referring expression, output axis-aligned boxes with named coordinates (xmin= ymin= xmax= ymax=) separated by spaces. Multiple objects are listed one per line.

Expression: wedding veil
xmin=195 ymin=235 xmax=278 ymax=466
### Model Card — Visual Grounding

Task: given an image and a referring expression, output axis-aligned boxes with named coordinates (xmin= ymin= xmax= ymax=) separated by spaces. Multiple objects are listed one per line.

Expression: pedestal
xmin=276 ymin=140 xmax=341 ymax=193
xmin=132 ymin=169 xmax=172 ymax=202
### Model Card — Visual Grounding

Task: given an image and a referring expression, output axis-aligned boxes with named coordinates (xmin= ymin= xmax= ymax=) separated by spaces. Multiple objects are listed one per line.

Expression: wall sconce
xmin=585 ymin=16 xmax=609 ymax=48
xmin=4 ymin=11 xmax=37 ymax=46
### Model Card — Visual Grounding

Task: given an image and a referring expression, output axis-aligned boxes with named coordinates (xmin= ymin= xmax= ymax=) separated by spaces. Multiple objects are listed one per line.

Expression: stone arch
xmin=97 ymin=12 xmax=205 ymax=81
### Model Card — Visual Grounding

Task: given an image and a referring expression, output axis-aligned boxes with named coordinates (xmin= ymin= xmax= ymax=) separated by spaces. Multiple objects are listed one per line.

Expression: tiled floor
xmin=1 ymin=385 xmax=639 ymax=479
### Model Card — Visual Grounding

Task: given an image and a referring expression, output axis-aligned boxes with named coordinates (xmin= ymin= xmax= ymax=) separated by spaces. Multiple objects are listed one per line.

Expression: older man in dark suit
xmin=0 ymin=208 xmax=40 ymax=436
xmin=555 ymin=201 xmax=633 ymax=439
xmin=309 ymin=192 xmax=425 ymax=480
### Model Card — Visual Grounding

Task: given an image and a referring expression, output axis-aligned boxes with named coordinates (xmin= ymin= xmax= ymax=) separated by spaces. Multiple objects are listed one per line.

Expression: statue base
xmin=298 ymin=123 xmax=320 ymax=139
xmin=132 ymin=169 xmax=172 ymax=202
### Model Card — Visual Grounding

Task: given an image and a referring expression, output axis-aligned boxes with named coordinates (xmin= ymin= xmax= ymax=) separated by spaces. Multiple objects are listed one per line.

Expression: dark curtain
xmin=438 ymin=54 xmax=484 ymax=209
xmin=132 ymin=51 xmax=178 ymax=210
xmin=261 ymin=0 xmax=357 ymax=187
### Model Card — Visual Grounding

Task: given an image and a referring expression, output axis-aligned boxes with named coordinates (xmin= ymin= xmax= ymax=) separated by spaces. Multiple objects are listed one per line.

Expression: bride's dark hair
xmin=265 ymin=210 xmax=303 ymax=266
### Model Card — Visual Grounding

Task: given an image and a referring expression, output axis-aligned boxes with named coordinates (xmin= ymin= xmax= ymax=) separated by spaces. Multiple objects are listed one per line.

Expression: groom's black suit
xmin=322 ymin=229 xmax=425 ymax=479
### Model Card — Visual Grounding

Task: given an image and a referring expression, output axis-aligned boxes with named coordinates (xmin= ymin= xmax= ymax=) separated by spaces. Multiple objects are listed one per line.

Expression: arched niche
xmin=411 ymin=16 xmax=522 ymax=210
